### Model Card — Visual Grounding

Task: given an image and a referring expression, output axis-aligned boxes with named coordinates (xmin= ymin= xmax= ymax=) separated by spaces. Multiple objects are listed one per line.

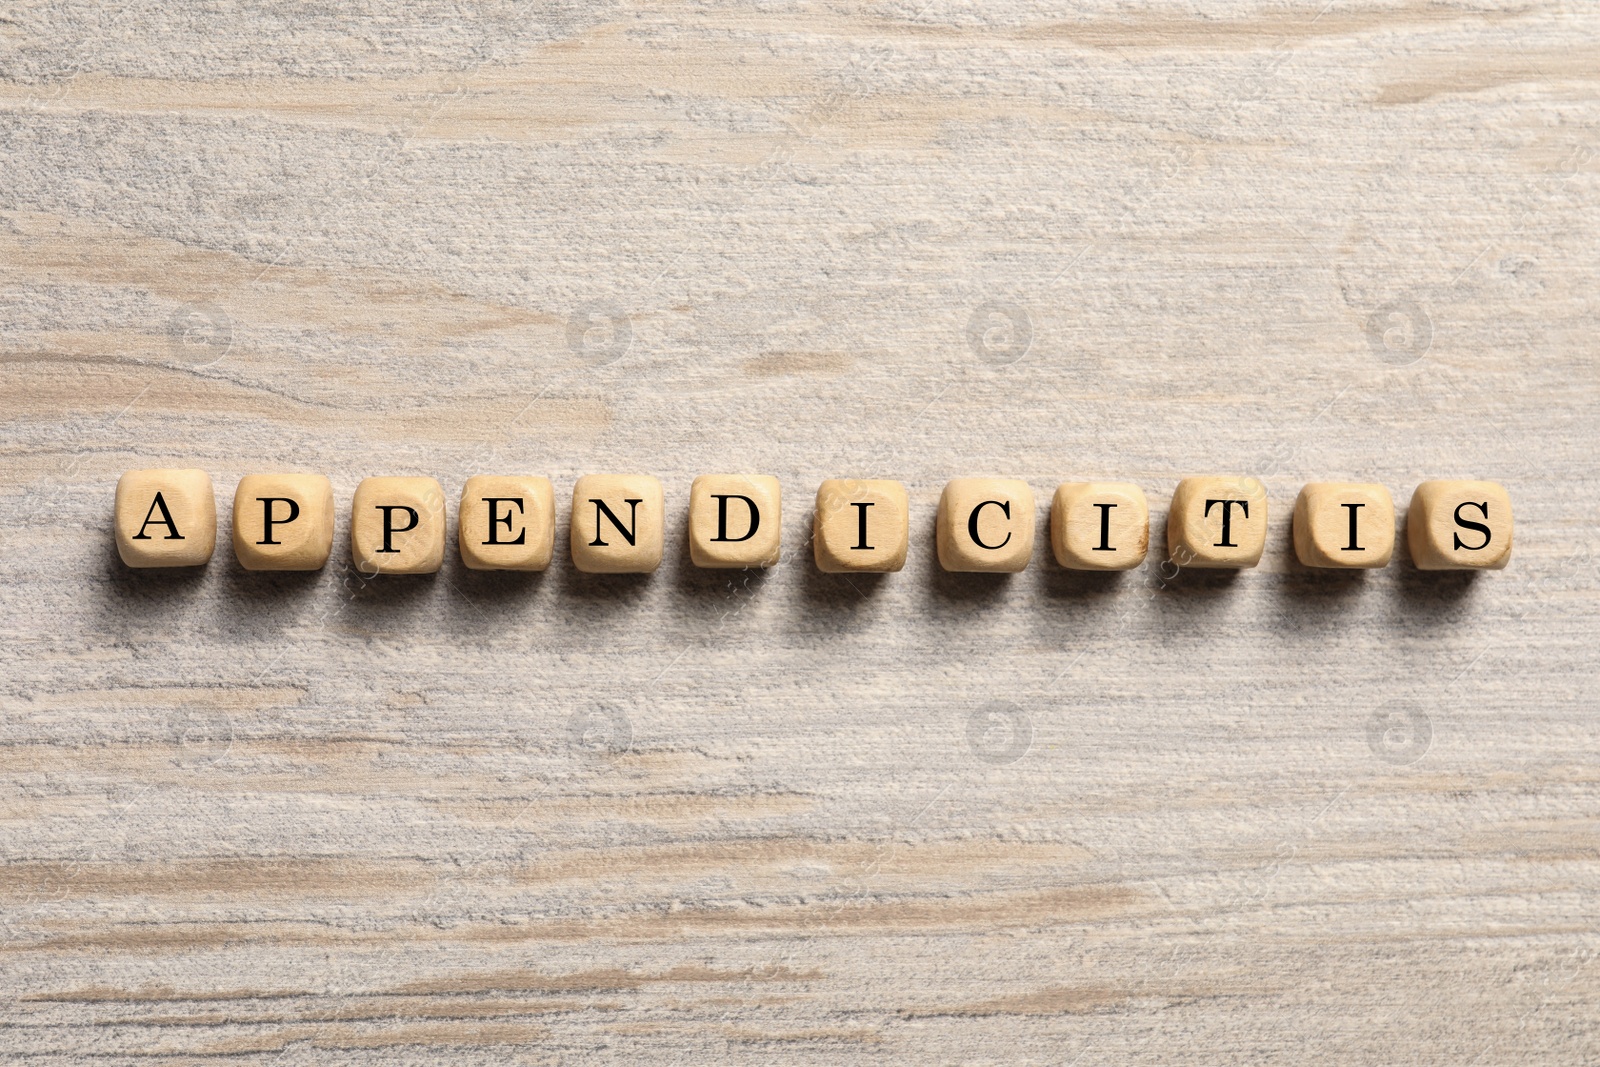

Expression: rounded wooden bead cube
xmin=1406 ymin=480 xmax=1512 ymax=570
xmin=689 ymin=474 xmax=781 ymax=569
xmin=458 ymin=475 xmax=555 ymax=572
xmin=351 ymin=477 xmax=447 ymax=575
xmin=233 ymin=473 xmax=335 ymax=571
xmin=115 ymin=468 xmax=216 ymax=568
xmin=1167 ymin=475 xmax=1268 ymax=569
xmin=936 ymin=478 xmax=1034 ymax=573
xmin=570 ymin=474 xmax=664 ymax=574
xmin=1292 ymin=482 xmax=1394 ymax=569
xmin=813 ymin=479 xmax=908 ymax=573
xmin=1051 ymin=481 xmax=1148 ymax=570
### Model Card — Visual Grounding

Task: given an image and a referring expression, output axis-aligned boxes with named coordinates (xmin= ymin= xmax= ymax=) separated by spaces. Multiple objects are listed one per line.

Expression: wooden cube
xmin=814 ymin=479 xmax=909 ymax=573
xmin=114 ymin=468 xmax=216 ymax=568
xmin=1406 ymin=479 xmax=1513 ymax=570
xmin=350 ymin=476 xmax=446 ymax=575
xmin=570 ymin=474 xmax=664 ymax=574
xmin=232 ymin=473 xmax=335 ymax=571
xmin=459 ymin=475 xmax=555 ymax=571
xmin=1050 ymin=481 xmax=1149 ymax=570
xmin=1167 ymin=475 xmax=1268 ymax=569
xmin=689 ymin=474 xmax=781 ymax=568
xmin=1293 ymin=482 xmax=1394 ymax=569
xmin=936 ymin=478 xmax=1034 ymax=572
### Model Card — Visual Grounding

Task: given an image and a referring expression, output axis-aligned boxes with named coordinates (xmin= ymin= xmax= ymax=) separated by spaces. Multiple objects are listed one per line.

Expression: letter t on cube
xmin=1167 ymin=476 xmax=1268 ymax=568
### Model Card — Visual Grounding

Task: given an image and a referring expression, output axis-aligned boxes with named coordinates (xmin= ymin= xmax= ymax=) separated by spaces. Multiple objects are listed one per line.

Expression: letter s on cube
xmin=1406 ymin=480 xmax=1512 ymax=570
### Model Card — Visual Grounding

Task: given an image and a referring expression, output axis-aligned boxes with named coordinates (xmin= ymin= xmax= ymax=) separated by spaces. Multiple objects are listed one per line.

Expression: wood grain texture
xmin=2 ymin=1 xmax=1598 ymax=1062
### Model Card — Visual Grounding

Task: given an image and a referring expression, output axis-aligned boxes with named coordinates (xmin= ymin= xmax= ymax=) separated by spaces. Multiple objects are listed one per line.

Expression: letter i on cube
xmin=813 ymin=479 xmax=909 ymax=573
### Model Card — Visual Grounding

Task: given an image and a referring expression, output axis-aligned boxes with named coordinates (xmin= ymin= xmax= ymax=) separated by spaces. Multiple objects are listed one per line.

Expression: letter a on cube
xmin=116 ymin=468 xmax=217 ymax=568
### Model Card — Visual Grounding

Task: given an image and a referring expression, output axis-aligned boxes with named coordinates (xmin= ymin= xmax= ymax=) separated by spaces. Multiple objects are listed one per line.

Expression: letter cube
xmin=233 ymin=473 xmax=335 ymax=571
xmin=1167 ymin=475 xmax=1268 ymax=569
xmin=1050 ymin=481 xmax=1149 ymax=570
xmin=459 ymin=475 xmax=555 ymax=571
xmin=936 ymin=478 xmax=1034 ymax=572
xmin=1292 ymin=482 xmax=1394 ymax=568
xmin=689 ymin=474 xmax=781 ymax=568
xmin=350 ymin=477 xmax=446 ymax=575
xmin=814 ymin=479 xmax=909 ymax=573
xmin=1406 ymin=479 xmax=1513 ymax=570
xmin=115 ymin=468 xmax=216 ymax=568
xmin=570 ymin=474 xmax=664 ymax=573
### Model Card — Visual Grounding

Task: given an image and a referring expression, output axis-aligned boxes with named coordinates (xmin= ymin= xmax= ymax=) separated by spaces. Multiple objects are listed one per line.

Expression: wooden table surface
xmin=3 ymin=2 xmax=1598 ymax=1062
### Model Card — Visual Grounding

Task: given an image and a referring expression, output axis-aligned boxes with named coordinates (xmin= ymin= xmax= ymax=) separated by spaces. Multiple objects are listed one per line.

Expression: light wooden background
xmin=2 ymin=2 xmax=1598 ymax=1063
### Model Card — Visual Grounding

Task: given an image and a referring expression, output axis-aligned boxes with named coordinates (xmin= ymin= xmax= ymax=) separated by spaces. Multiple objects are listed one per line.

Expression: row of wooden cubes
xmin=114 ymin=470 xmax=1513 ymax=574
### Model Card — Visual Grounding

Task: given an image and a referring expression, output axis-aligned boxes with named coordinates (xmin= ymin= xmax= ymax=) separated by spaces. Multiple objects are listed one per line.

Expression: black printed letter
xmin=1340 ymin=502 xmax=1365 ymax=551
xmin=256 ymin=497 xmax=300 ymax=546
xmin=1092 ymin=502 xmax=1117 ymax=551
xmin=850 ymin=502 xmax=874 ymax=550
xmin=589 ymin=498 xmax=641 ymax=547
xmin=711 ymin=495 xmax=759 ymax=543
xmin=132 ymin=493 xmax=184 ymax=540
xmin=482 ymin=497 xmax=526 ymax=545
xmin=967 ymin=500 xmax=1012 ymax=550
xmin=1204 ymin=498 xmax=1249 ymax=548
xmin=1452 ymin=501 xmax=1491 ymax=551
xmin=377 ymin=505 xmax=419 ymax=553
